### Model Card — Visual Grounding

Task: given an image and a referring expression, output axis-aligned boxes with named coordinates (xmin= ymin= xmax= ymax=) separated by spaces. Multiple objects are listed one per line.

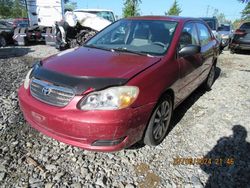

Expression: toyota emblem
xmin=42 ymin=87 xmax=51 ymax=96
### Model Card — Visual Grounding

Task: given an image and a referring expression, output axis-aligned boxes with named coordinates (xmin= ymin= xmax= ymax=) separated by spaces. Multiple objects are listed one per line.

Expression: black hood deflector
xmin=31 ymin=64 xmax=128 ymax=95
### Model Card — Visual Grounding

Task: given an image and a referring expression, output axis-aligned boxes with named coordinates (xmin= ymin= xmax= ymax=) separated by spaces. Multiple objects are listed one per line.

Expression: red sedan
xmin=18 ymin=16 xmax=219 ymax=152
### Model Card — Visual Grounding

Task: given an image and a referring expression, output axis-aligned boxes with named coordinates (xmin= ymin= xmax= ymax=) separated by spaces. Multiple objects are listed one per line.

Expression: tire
xmin=0 ymin=35 xmax=7 ymax=47
xmin=203 ymin=64 xmax=216 ymax=91
xmin=143 ymin=95 xmax=173 ymax=146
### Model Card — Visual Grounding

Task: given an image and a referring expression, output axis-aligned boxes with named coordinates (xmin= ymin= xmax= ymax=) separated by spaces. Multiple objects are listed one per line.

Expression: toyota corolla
xmin=18 ymin=16 xmax=219 ymax=152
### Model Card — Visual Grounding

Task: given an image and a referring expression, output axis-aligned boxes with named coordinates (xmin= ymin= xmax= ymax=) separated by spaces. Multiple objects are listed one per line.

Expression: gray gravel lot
xmin=0 ymin=45 xmax=250 ymax=188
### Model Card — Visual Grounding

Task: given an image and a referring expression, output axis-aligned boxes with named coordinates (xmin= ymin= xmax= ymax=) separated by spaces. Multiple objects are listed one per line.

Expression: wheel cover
xmin=207 ymin=66 xmax=215 ymax=87
xmin=152 ymin=101 xmax=172 ymax=141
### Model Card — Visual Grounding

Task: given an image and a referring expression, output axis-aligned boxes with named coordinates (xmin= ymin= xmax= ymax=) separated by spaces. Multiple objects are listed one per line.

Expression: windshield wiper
xmin=111 ymin=47 xmax=154 ymax=57
xmin=83 ymin=44 xmax=112 ymax=52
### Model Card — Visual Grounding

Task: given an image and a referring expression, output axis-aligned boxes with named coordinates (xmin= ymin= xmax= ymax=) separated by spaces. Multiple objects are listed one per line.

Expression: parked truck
xmin=13 ymin=0 xmax=64 ymax=45
xmin=13 ymin=0 xmax=114 ymax=48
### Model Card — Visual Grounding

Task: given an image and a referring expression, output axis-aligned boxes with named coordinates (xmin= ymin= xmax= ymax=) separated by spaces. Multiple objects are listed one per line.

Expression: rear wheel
xmin=203 ymin=64 xmax=216 ymax=91
xmin=144 ymin=95 xmax=173 ymax=146
xmin=0 ymin=35 xmax=7 ymax=47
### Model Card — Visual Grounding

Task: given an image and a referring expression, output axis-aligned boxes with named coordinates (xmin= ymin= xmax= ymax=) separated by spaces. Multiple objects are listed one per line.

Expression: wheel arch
xmin=158 ymin=88 xmax=175 ymax=109
xmin=142 ymin=87 xmax=175 ymax=146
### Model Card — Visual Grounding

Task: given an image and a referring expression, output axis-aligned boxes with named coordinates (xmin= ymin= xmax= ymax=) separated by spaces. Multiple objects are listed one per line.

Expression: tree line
xmin=123 ymin=0 xmax=250 ymax=29
xmin=0 ymin=0 xmax=27 ymax=18
xmin=0 ymin=0 xmax=249 ymax=26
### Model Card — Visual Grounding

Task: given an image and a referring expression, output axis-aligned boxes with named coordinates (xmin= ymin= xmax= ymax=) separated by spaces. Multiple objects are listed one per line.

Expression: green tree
xmin=241 ymin=2 xmax=250 ymax=20
xmin=0 ymin=0 xmax=26 ymax=18
xmin=11 ymin=0 xmax=27 ymax=18
xmin=166 ymin=0 xmax=182 ymax=16
xmin=123 ymin=0 xmax=141 ymax=18
xmin=232 ymin=19 xmax=244 ymax=29
xmin=0 ymin=0 xmax=13 ymax=18
xmin=212 ymin=9 xmax=231 ymax=24
xmin=65 ymin=0 xmax=77 ymax=11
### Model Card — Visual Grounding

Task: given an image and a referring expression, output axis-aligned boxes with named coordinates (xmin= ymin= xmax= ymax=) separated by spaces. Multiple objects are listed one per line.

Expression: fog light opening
xmin=92 ymin=137 xmax=126 ymax=146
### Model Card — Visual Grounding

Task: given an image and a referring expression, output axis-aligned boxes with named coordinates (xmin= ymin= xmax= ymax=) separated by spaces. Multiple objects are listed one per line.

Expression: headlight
xmin=78 ymin=86 xmax=139 ymax=110
xmin=24 ymin=68 xmax=33 ymax=89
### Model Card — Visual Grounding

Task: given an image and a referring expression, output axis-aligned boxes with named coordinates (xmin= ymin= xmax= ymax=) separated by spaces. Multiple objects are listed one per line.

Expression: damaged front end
xmin=55 ymin=11 xmax=111 ymax=50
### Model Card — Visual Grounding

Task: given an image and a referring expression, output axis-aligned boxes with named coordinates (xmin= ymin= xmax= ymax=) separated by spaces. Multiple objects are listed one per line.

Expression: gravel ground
xmin=0 ymin=45 xmax=250 ymax=188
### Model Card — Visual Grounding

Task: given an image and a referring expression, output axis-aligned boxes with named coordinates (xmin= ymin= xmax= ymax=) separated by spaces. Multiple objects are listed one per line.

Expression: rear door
xmin=195 ymin=22 xmax=215 ymax=83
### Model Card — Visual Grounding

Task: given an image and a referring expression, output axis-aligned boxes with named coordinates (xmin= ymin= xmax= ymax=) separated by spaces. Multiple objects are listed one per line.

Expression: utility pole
xmin=206 ymin=5 xmax=210 ymax=17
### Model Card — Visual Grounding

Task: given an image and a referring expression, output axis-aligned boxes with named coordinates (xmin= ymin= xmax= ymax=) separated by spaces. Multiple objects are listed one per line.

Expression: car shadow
xmin=0 ymin=46 xmax=34 ymax=59
xmin=128 ymin=66 xmax=221 ymax=150
xmin=234 ymin=50 xmax=250 ymax=55
xmin=200 ymin=125 xmax=250 ymax=187
xmin=168 ymin=66 xmax=221 ymax=133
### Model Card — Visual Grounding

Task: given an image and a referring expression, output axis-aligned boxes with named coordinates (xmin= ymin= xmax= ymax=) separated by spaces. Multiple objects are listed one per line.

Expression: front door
xmin=177 ymin=22 xmax=202 ymax=101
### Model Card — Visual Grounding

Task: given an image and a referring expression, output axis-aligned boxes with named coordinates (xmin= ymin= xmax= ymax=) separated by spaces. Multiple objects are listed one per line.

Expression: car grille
xmin=30 ymin=79 xmax=75 ymax=107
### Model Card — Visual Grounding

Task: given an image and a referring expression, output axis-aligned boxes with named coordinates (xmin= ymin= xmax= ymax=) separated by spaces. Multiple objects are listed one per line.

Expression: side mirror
xmin=179 ymin=45 xmax=201 ymax=57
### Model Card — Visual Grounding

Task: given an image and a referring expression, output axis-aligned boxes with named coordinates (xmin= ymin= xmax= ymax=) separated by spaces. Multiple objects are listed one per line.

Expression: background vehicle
xmin=73 ymin=9 xmax=116 ymax=22
xmin=12 ymin=0 xmax=114 ymax=47
xmin=12 ymin=18 xmax=29 ymax=28
xmin=200 ymin=17 xmax=223 ymax=51
xmin=218 ymin=24 xmax=233 ymax=49
xmin=0 ymin=20 xmax=14 ymax=47
xmin=18 ymin=16 xmax=219 ymax=152
xmin=13 ymin=0 xmax=64 ymax=46
xmin=230 ymin=22 xmax=250 ymax=53
xmin=55 ymin=9 xmax=114 ymax=50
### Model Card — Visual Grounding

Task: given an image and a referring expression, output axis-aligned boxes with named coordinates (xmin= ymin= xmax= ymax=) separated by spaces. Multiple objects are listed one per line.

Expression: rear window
xmin=218 ymin=25 xmax=230 ymax=31
xmin=240 ymin=22 xmax=250 ymax=29
xmin=201 ymin=18 xmax=217 ymax=30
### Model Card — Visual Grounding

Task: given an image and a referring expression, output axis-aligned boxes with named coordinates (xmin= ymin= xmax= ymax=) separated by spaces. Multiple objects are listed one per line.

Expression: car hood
xmin=42 ymin=47 xmax=161 ymax=79
xmin=34 ymin=47 xmax=161 ymax=94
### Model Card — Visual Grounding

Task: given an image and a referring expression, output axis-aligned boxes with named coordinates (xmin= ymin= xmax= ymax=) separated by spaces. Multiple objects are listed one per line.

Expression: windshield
xmin=218 ymin=25 xmax=230 ymax=31
xmin=240 ymin=22 xmax=250 ymax=30
xmin=85 ymin=19 xmax=178 ymax=56
xmin=74 ymin=10 xmax=115 ymax=22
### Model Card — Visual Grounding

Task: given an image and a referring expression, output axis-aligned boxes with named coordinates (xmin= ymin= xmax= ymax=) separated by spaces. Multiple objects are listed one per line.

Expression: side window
xmin=179 ymin=22 xmax=199 ymax=49
xmin=196 ymin=23 xmax=211 ymax=46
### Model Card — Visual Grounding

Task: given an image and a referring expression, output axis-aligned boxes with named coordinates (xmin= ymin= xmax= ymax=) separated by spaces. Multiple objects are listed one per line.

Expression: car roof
xmin=125 ymin=16 xmax=202 ymax=23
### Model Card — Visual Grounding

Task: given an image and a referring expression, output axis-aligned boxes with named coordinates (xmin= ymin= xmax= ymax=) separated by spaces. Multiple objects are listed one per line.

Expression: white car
xmin=73 ymin=9 xmax=116 ymax=23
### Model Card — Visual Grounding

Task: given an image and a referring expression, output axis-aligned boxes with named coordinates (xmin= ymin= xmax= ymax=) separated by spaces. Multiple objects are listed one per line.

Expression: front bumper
xmin=18 ymin=85 xmax=155 ymax=152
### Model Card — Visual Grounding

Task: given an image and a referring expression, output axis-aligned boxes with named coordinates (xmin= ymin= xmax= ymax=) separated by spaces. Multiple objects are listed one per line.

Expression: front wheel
xmin=143 ymin=96 xmax=173 ymax=146
xmin=203 ymin=64 xmax=216 ymax=91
